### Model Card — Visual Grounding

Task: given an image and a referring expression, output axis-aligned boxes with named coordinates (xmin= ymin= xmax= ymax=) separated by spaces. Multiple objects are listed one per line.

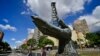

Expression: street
xmin=0 ymin=50 xmax=27 ymax=56
xmin=0 ymin=52 xmax=27 ymax=56
xmin=8 ymin=52 xmax=27 ymax=56
xmin=0 ymin=50 xmax=55 ymax=56
xmin=8 ymin=52 xmax=41 ymax=56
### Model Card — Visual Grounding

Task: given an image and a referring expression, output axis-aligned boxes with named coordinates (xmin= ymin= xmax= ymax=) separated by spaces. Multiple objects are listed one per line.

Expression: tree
xmin=27 ymin=38 xmax=37 ymax=49
xmin=3 ymin=42 xmax=10 ymax=51
xmin=0 ymin=41 xmax=11 ymax=51
xmin=38 ymin=35 xmax=47 ymax=47
xmin=43 ymin=38 xmax=54 ymax=45
xmin=86 ymin=33 xmax=100 ymax=46
xmin=96 ymin=31 xmax=100 ymax=36
xmin=21 ymin=44 xmax=28 ymax=50
xmin=38 ymin=35 xmax=54 ymax=48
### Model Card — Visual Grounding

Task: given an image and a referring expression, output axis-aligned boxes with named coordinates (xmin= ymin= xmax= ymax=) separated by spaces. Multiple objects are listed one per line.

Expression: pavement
xmin=8 ymin=52 xmax=27 ymax=56
xmin=0 ymin=53 xmax=27 ymax=56
xmin=0 ymin=48 xmax=99 ymax=56
xmin=0 ymin=51 xmax=27 ymax=56
xmin=0 ymin=51 xmax=42 ymax=56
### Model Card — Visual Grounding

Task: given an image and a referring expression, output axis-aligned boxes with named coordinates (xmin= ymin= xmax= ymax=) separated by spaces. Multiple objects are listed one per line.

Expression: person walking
xmin=41 ymin=47 xmax=46 ymax=56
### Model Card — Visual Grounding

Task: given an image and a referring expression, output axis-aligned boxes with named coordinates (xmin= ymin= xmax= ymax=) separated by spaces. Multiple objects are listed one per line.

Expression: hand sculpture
xmin=31 ymin=16 xmax=72 ymax=54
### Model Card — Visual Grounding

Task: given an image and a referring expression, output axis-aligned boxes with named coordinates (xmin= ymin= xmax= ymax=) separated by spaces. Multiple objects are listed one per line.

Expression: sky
xmin=0 ymin=0 xmax=100 ymax=48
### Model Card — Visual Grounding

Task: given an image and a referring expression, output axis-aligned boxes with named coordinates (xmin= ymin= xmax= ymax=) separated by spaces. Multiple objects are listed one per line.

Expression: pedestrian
xmin=28 ymin=52 xmax=32 ymax=56
xmin=27 ymin=48 xmax=32 ymax=56
xmin=41 ymin=47 xmax=46 ymax=56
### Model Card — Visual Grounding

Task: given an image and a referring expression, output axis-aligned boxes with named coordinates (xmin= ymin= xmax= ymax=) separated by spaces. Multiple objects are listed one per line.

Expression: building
xmin=0 ymin=31 xmax=4 ymax=42
xmin=71 ymin=30 xmax=78 ymax=41
xmin=27 ymin=32 xmax=34 ymax=40
xmin=72 ymin=19 xmax=89 ymax=46
xmin=73 ymin=19 xmax=89 ymax=35
xmin=33 ymin=28 xmax=43 ymax=41
xmin=33 ymin=28 xmax=59 ymax=47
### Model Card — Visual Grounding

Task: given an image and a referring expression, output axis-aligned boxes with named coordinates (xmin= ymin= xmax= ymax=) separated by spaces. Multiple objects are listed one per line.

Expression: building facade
xmin=73 ymin=19 xmax=89 ymax=35
xmin=72 ymin=19 xmax=89 ymax=47
xmin=33 ymin=28 xmax=59 ymax=47
xmin=0 ymin=31 xmax=4 ymax=42
xmin=33 ymin=28 xmax=43 ymax=41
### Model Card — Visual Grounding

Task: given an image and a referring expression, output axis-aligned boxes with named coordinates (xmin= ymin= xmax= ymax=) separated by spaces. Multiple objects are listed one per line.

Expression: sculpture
xmin=31 ymin=16 xmax=79 ymax=56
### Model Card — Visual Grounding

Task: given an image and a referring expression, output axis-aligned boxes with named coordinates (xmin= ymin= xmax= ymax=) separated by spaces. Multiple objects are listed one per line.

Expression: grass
xmin=49 ymin=48 xmax=100 ymax=56
xmin=33 ymin=48 xmax=100 ymax=56
xmin=79 ymin=51 xmax=100 ymax=56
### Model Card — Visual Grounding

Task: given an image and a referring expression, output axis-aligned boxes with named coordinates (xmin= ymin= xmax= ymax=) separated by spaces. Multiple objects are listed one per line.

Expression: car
xmin=6 ymin=50 xmax=12 ymax=53
xmin=15 ymin=50 xmax=21 ymax=53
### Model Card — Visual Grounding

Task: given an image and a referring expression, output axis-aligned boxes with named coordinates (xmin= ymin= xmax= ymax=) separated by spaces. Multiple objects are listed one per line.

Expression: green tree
xmin=27 ymin=38 xmax=37 ymax=49
xmin=21 ymin=44 xmax=28 ymax=50
xmin=38 ymin=35 xmax=47 ymax=47
xmin=0 ymin=41 xmax=11 ymax=51
xmin=38 ymin=35 xmax=54 ymax=48
xmin=86 ymin=33 xmax=100 ymax=46
xmin=43 ymin=38 xmax=54 ymax=45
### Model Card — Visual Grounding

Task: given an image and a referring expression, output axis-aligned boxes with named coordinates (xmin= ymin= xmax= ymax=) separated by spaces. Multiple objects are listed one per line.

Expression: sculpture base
xmin=56 ymin=41 xmax=79 ymax=56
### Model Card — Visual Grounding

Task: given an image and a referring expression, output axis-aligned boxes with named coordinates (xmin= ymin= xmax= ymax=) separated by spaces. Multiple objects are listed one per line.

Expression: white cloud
xmin=21 ymin=10 xmax=30 ymax=15
xmin=11 ymin=46 xmax=16 ymax=49
xmin=27 ymin=28 xmax=34 ymax=39
xmin=21 ymin=11 xmax=26 ymax=15
xmin=10 ymin=38 xmax=27 ymax=49
xmin=15 ymin=40 xmax=22 ymax=44
xmin=22 ymin=39 xmax=26 ymax=42
xmin=68 ymin=24 xmax=73 ymax=30
xmin=23 ymin=0 xmax=26 ymax=4
xmin=11 ymin=38 xmax=16 ymax=41
xmin=24 ymin=0 xmax=90 ymax=21
xmin=78 ymin=6 xmax=100 ymax=32
xmin=21 ymin=6 xmax=30 ymax=15
xmin=15 ymin=40 xmax=23 ymax=47
xmin=28 ymin=28 xmax=34 ymax=34
xmin=85 ymin=0 xmax=92 ymax=4
xmin=0 ymin=24 xmax=17 ymax=32
xmin=3 ymin=19 xmax=9 ymax=23
xmin=93 ymin=6 xmax=100 ymax=19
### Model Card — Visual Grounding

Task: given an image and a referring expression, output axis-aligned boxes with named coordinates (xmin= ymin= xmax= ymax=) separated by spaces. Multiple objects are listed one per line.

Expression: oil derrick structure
xmin=51 ymin=2 xmax=60 ymax=27
xmin=51 ymin=2 xmax=68 ymax=29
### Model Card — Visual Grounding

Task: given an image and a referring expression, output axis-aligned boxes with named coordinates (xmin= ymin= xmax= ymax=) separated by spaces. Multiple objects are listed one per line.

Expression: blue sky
xmin=0 ymin=0 xmax=100 ymax=48
xmin=0 ymin=0 xmax=35 ymax=48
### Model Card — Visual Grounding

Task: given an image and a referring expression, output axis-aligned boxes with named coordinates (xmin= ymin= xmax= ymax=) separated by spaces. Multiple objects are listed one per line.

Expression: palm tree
xmin=0 ymin=41 xmax=11 ymax=52
xmin=21 ymin=44 xmax=28 ymax=50
xmin=27 ymin=38 xmax=37 ymax=50
xmin=38 ymin=35 xmax=54 ymax=48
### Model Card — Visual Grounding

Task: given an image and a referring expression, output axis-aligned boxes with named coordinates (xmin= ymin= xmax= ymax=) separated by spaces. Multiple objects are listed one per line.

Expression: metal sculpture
xmin=31 ymin=2 xmax=78 ymax=56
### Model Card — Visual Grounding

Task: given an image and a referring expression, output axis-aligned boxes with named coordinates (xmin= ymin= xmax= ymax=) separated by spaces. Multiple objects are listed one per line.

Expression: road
xmin=0 ymin=53 xmax=27 ymax=56
xmin=0 ymin=52 xmax=28 ymax=56
xmin=7 ymin=51 xmax=41 ymax=56
xmin=8 ymin=52 xmax=27 ymax=56
xmin=0 ymin=50 xmax=56 ymax=56
xmin=1 ymin=49 xmax=98 ymax=56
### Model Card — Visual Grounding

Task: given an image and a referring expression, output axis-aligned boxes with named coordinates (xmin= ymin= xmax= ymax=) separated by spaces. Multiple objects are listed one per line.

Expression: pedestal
xmin=56 ymin=41 xmax=79 ymax=56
